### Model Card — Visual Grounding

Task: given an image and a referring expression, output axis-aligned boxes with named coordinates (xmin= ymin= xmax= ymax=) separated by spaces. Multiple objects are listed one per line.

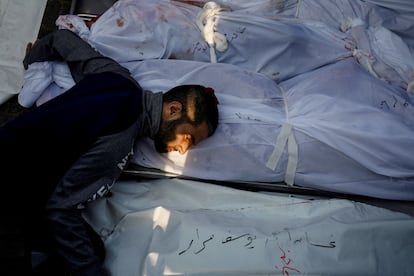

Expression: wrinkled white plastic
xmin=83 ymin=178 xmax=414 ymax=276
xmin=18 ymin=62 xmax=52 ymax=108
xmin=15 ymin=0 xmax=414 ymax=200
xmin=18 ymin=62 xmax=75 ymax=107
xmin=20 ymin=0 xmax=413 ymax=107
xmin=88 ymin=0 xmax=351 ymax=82
xmin=128 ymin=58 xmax=414 ymax=200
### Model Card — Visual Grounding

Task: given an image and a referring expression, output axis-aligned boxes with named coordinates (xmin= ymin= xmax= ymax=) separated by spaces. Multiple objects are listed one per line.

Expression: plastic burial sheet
xmin=84 ymin=177 xmax=414 ymax=276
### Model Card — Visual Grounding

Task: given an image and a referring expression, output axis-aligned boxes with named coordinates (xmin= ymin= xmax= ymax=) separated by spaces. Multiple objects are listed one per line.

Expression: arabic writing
xmin=270 ymin=230 xmax=335 ymax=275
xmin=178 ymin=228 xmax=257 ymax=255
xmin=305 ymin=232 xmax=336 ymax=248
xmin=225 ymin=26 xmax=247 ymax=43
xmin=380 ymin=95 xmax=409 ymax=110
xmin=178 ymin=228 xmax=335 ymax=257
xmin=275 ymin=245 xmax=301 ymax=276
xmin=267 ymin=229 xmax=336 ymax=249
xmin=177 ymin=227 xmax=337 ymax=275
xmin=193 ymin=26 xmax=247 ymax=54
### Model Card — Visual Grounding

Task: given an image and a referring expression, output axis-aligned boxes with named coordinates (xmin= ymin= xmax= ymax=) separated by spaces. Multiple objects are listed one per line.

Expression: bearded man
xmin=0 ymin=29 xmax=219 ymax=276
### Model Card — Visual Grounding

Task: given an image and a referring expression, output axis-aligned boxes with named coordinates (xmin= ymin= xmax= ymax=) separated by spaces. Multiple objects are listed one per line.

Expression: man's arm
xmin=23 ymin=29 xmax=139 ymax=86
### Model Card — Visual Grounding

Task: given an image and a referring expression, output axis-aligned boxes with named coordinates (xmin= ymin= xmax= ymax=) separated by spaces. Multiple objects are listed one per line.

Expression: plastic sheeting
xmin=88 ymin=0 xmax=414 ymax=90
xmin=83 ymin=177 xmax=414 ymax=276
xmin=15 ymin=0 xmax=414 ymax=200
xmin=19 ymin=55 xmax=414 ymax=199
xmin=5 ymin=1 xmax=414 ymax=273
xmin=18 ymin=0 xmax=414 ymax=107
xmin=0 ymin=0 xmax=47 ymax=104
xmin=183 ymin=0 xmax=414 ymax=51
xmin=87 ymin=0 xmax=350 ymax=82
xmin=128 ymin=58 xmax=414 ymax=200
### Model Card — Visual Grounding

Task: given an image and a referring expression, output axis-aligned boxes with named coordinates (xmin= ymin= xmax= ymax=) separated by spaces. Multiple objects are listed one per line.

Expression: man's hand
xmin=24 ymin=39 xmax=39 ymax=69
xmin=25 ymin=42 xmax=33 ymax=56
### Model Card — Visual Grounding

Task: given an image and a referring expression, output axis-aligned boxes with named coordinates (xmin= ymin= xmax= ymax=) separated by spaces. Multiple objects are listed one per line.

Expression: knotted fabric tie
xmin=196 ymin=1 xmax=228 ymax=63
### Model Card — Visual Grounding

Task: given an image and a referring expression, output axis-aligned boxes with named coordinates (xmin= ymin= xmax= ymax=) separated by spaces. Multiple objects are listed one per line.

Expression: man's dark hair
xmin=162 ymin=84 xmax=219 ymax=136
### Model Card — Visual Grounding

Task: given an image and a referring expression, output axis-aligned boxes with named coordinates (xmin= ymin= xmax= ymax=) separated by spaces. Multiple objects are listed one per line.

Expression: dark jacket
xmin=0 ymin=29 xmax=163 ymax=275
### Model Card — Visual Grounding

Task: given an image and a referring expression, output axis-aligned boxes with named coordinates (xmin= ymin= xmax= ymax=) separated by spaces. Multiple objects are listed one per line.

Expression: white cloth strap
xmin=286 ymin=129 xmax=298 ymax=185
xmin=266 ymin=86 xmax=298 ymax=186
xmin=408 ymin=80 xmax=414 ymax=94
xmin=265 ymin=123 xmax=291 ymax=171
xmin=196 ymin=2 xmax=228 ymax=63
xmin=295 ymin=0 xmax=302 ymax=18
xmin=352 ymin=49 xmax=381 ymax=79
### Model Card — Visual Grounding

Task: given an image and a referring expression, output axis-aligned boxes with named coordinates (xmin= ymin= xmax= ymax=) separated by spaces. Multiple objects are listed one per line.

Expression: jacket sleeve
xmin=46 ymin=124 xmax=139 ymax=275
xmin=23 ymin=29 xmax=140 ymax=87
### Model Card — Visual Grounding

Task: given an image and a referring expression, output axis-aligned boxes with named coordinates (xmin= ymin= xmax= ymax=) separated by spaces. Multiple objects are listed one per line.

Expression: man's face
xmin=154 ymin=120 xmax=209 ymax=154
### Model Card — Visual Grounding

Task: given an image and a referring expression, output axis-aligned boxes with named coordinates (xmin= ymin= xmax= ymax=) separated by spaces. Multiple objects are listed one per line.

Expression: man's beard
xmin=153 ymin=116 xmax=187 ymax=153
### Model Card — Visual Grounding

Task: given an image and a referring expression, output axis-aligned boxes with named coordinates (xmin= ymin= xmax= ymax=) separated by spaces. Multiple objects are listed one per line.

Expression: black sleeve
xmin=46 ymin=124 xmax=138 ymax=275
xmin=23 ymin=29 xmax=139 ymax=87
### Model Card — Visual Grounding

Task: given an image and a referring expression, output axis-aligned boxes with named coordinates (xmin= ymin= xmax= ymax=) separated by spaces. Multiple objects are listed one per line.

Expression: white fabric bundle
xmin=83 ymin=178 xmax=414 ymax=276
xmin=342 ymin=19 xmax=414 ymax=94
xmin=18 ymin=0 xmax=414 ymax=108
xmin=18 ymin=62 xmax=52 ymax=108
xmin=88 ymin=0 xmax=351 ymax=82
xmin=15 ymin=0 xmax=414 ymax=200
xmin=208 ymin=0 xmax=414 ymax=50
xmin=18 ymin=62 xmax=75 ymax=107
xmin=56 ymin=14 xmax=91 ymax=41
xmin=128 ymin=58 xmax=414 ymax=200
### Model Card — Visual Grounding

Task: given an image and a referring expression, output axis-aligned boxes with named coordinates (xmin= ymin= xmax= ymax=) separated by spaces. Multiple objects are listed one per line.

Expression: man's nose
xmin=179 ymin=144 xmax=190 ymax=154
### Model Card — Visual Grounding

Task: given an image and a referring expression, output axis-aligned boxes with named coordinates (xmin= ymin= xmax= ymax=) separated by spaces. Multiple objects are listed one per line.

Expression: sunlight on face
xmin=165 ymin=121 xmax=209 ymax=155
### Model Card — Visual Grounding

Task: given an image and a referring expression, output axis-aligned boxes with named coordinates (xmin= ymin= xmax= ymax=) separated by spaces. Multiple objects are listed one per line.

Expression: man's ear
xmin=163 ymin=101 xmax=183 ymax=121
